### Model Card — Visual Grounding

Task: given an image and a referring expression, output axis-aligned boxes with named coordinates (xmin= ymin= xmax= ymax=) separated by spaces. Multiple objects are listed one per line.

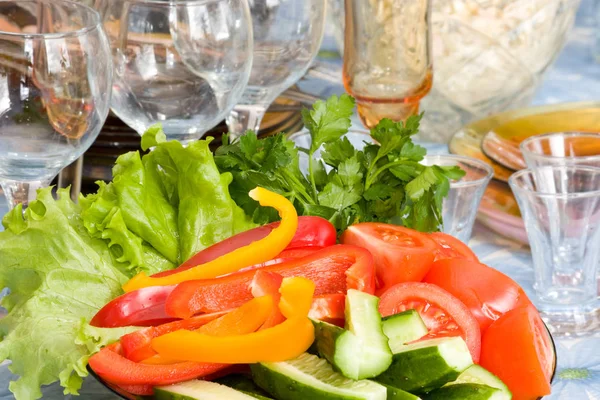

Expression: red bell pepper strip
xmin=250 ymin=270 xmax=285 ymax=329
xmin=121 ymin=311 xmax=228 ymax=362
xmin=90 ymin=285 xmax=177 ymax=328
xmin=153 ymin=216 xmax=336 ymax=278
xmin=88 ymin=343 xmax=228 ymax=386
xmin=165 ymin=245 xmax=375 ymax=319
xmin=309 ymin=294 xmax=346 ymax=321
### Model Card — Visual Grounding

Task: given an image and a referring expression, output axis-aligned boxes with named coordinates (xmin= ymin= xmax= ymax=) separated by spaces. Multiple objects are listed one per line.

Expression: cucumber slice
xmin=154 ymin=380 xmax=257 ymax=400
xmin=377 ymin=382 xmax=422 ymax=400
xmin=251 ymin=352 xmax=388 ymax=400
xmin=450 ymin=365 xmax=511 ymax=398
xmin=382 ymin=310 xmax=428 ymax=352
xmin=214 ymin=374 xmax=274 ymax=399
xmin=423 ymin=384 xmax=502 ymax=400
xmin=313 ymin=289 xmax=392 ymax=379
xmin=376 ymin=336 xmax=473 ymax=394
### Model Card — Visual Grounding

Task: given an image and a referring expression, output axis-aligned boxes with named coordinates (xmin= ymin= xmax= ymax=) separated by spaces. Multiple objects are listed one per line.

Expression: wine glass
xmin=226 ymin=0 xmax=326 ymax=137
xmin=96 ymin=0 xmax=253 ymax=142
xmin=0 ymin=0 xmax=112 ymax=210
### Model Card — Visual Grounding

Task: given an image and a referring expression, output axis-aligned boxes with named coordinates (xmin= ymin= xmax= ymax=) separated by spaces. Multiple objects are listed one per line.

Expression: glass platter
xmin=449 ymin=101 xmax=600 ymax=244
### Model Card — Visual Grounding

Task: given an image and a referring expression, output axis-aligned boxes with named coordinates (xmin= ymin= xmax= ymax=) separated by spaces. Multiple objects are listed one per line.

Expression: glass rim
xmin=0 ymin=0 xmax=102 ymax=39
xmin=520 ymin=131 xmax=600 ymax=162
xmin=509 ymin=166 xmax=600 ymax=199
xmin=421 ymin=154 xmax=494 ymax=188
xmin=118 ymin=0 xmax=233 ymax=5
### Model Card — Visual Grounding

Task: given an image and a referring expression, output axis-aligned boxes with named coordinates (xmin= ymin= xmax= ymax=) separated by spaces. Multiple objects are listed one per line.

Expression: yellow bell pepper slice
xmin=123 ymin=187 xmax=298 ymax=292
xmin=151 ymin=277 xmax=315 ymax=364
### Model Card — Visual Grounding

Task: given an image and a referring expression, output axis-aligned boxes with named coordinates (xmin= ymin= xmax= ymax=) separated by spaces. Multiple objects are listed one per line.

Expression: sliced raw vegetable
xmin=312 ymin=290 xmax=392 ymax=379
xmin=375 ymin=336 xmax=473 ymax=394
xmin=165 ymin=245 xmax=375 ymax=318
xmin=446 ymin=365 xmax=512 ymax=399
xmin=155 ymin=216 xmax=336 ymax=278
xmin=251 ymin=352 xmax=388 ymax=400
xmin=154 ymin=380 xmax=257 ymax=400
xmin=423 ymin=384 xmax=502 ymax=400
xmin=382 ymin=310 xmax=428 ymax=352
xmin=479 ymin=306 xmax=553 ymax=400
xmin=379 ymin=282 xmax=481 ymax=362
xmin=215 ymin=374 xmax=273 ymax=399
xmin=309 ymin=294 xmax=346 ymax=322
xmin=123 ymin=187 xmax=298 ymax=291
xmin=429 ymin=232 xmax=479 ymax=262
xmin=423 ymin=259 xmax=532 ymax=332
xmin=341 ymin=223 xmax=438 ymax=292
xmin=377 ymin=382 xmax=422 ymax=400
xmin=250 ymin=271 xmax=285 ymax=329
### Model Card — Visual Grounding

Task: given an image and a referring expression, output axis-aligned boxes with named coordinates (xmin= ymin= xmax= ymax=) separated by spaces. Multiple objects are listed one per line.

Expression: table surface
xmin=0 ymin=5 xmax=599 ymax=399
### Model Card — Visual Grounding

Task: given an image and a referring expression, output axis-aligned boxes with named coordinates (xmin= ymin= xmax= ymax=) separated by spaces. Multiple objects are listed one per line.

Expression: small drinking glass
xmin=509 ymin=166 xmax=600 ymax=336
xmin=97 ymin=0 xmax=253 ymax=142
xmin=225 ymin=0 xmax=326 ymax=137
xmin=0 ymin=0 xmax=112 ymax=210
xmin=521 ymin=132 xmax=600 ymax=168
xmin=420 ymin=155 xmax=493 ymax=243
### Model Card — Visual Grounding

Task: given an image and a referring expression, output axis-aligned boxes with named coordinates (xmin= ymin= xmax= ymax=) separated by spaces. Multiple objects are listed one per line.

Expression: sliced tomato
xmin=309 ymin=294 xmax=345 ymax=322
xmin=154 ymin=216 xmax=336 ymax=277
xmin=166 ymin=245 xmax=375 ymax=319
xmin=88 ymin=344 xmax=227 ymax=386
xmin=341 ymin=223 xmax=438 ymax=292
xmin=480 ymin=305 xmax=554 ymax=400
xmin=90 ymin=286 xmax=177 ymax=328
xmin=429 ymin=232 xmax=479 ymax=262
xmin=120 ymin=311 xmax=228 ymax=362
xmin=424 ymin=259 xmax=532 ymax=332
xmin=378 ymin=282 xmax=481 ymax=362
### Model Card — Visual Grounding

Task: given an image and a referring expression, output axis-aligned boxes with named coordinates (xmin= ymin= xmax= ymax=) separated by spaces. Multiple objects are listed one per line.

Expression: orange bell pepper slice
xmin=250 ymin=270 xmax=285 ymax=330
xmin=151 ymin=277 xmax=315 ymax=364
xmin=123 ymin=187 xmax=298 ymax=292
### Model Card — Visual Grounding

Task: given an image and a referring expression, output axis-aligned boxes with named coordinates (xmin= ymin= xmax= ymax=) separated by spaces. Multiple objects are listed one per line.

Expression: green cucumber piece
xmin=375 ymin=336 xmax=473 ymax=394
xmin=313 ymin=289 xmax=392 ymax=379
xmin=377 ymin=382 xmax=422 ymax=400
xmin=251 ymin=352 xmax=388 ymax=400
xmin=450 ymin=365 xmax=511 ymax=398
xmin=423 ymin=384 xmax=502 ymax=400
xmin=214 ymin=374 xmax=273 ymax=399
xmin=382 ymin=310 xmax=428 ymax=352
xmin=154 ymin=380 xmax=257 ymax=400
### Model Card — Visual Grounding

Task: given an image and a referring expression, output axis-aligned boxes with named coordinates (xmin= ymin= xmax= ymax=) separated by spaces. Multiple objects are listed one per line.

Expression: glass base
xmin=539 ymin=300 xmax=600 ymax=338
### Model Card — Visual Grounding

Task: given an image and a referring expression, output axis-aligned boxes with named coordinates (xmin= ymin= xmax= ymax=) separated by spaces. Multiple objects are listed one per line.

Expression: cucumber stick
xmin=424 ymin=365 xmax=512 ymax=400
xmin=214 ymin=374 xmax=274 ymax=399
xmin=376 ymin=336 xmax=473 ymax=394
xmin=251 ymin=352 xmax=388 ymax=400
xmin=377 ymin=382 xmax=422 ymax=400
xmin=382 ymin=310 xmax=428 ymax=352
xmin=451 ymin=365 xmax=511 ymax=398
xmin=313 ymin=289 xmax=392 ymax=379
xmin=154 ymin=380 xmax=257 ymax=400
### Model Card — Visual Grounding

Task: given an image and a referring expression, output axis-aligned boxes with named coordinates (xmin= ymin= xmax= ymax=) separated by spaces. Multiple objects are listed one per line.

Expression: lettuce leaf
xmin=0 ymin=189 xmax=129 ymax=399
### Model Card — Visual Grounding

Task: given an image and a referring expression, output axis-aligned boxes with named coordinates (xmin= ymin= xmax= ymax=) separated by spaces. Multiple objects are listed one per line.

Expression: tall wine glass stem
xmin=1 ymin=179 xmax=52 ymax=211
xmin=226 ymin=104 xmax=268 ymax=139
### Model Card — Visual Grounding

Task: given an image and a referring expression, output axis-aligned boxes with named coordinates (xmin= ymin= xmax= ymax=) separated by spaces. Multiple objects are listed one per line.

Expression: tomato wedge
xmin=378 ymin=282 xmax=481 ymax=362
xmin=424 ymin=259 xmax=532 ymax=332
xmin=90 ymin=286 xmax=177 ymax=328
xmin=166 ymin=245 xmax=375 ymax=319
xmin=429 ymin=232 xmax=479 ymax=262
xmin=341 ymin=223 xmax=438 ymax=293
xmin=480 ymin=305 xmax=554 ymax=400
xmin=154 ymin=216 xmax=336 ymax=278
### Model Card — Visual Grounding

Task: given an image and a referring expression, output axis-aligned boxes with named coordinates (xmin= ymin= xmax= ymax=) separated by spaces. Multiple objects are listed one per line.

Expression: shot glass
xmin=509 ymin=166 xmax=600 ymax=337
xmin=520 ymin=132 xmax=600 ymax=169
xmin=420 ymin=155 xmax=493 ymax=243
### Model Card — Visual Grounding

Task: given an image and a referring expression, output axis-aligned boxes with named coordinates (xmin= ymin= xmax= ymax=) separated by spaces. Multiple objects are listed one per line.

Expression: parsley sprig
xmin=215 ymin=94 xmax=465 ymax=234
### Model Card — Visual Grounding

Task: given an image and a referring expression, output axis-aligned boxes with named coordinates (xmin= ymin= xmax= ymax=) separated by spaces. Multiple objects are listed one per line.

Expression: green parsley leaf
xmin=302 ymin=94 xmax=355 ymax=153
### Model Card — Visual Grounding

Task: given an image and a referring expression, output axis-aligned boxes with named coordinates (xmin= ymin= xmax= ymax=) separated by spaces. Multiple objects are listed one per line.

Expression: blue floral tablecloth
xmin=0 ymin=2 xmax=599 ymax=398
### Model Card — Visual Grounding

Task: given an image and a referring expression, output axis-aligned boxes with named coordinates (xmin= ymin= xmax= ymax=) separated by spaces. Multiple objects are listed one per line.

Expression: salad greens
xmin=0 ymin=129 xmax=255 ymax=399
xmin=216 ymin=94 xmax=465 ymax=233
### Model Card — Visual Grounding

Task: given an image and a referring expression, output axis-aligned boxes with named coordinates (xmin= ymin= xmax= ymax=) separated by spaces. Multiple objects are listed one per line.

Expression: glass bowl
xmin=326 ymin=0 xmax=581 ymax=142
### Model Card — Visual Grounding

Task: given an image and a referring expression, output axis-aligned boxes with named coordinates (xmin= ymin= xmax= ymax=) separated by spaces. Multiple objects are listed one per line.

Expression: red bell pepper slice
xmin=90 ymin=285 xmax=177 ymax=328
xmin=120 ymin=311 xmax=228 ymax=362
xmin=250 ymin=270 xmax=285 ymax=329
xmin=88 ymin=344 xmax=228 ymax=386
xmin=309 ymin=294 xmax=346 ymax=322
xmin=165 ymin=245 xmax=375 ymax=319
xmin=153 ymin=216 xmax=336 ymax=278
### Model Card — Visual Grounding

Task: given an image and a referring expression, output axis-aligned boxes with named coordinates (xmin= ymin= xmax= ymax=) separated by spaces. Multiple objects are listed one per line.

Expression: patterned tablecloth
xmin=0 ymin=3 xmax=599 ymax=398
